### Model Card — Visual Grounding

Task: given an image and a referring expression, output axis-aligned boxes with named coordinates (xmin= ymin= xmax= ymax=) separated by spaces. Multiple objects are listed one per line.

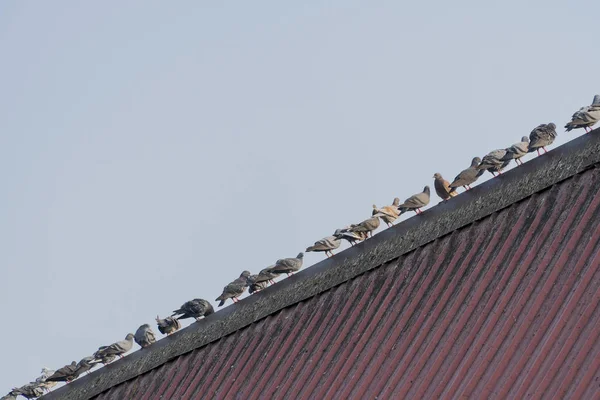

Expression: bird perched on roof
xmin=74 ymin=356 xmax=97 ymax=376
xmin=248 ymin=265 xmax=281 ymax=286
xmin=216 ymin=271 xmax=252 ymax=306
xmin=374 ymin=198 xmax=401 ymax=227
xmin=156 ymin=315 xmax=181 ymax=335
xmin=336 ymin=226 xmax=367 ymax=246
xmin=172 ymin=298 xmax=214 ymax=320
xmin=134 ymin=324 xmax=157 ymax=348
xmin=46 ymin=361 xmax=78 ymax=383
xmin=306 ymin=229 xmax=343 ymax=257
xmin=93 ymin=333 xmax=135 ymax=364
xmin=433 ymin=173 xmax=457 ymax=201
xmin=398 ymin=186 xmax=430 ymax=215
xmin=565 ymin=95 xmax=600 ymax=133
xmin=349 ymin=209 xmax=384 ymax=237
xmin=477 ymin=149 xmax=511 ymax=176
xmin=8 ymin=383 xmax=45 ymax=399
xmin=528 ymin=123 xmax=557 ymax=155
xmin=502 ymin=136 xmax=530 ymax=166
xmin=35 ymin=367 xmax=57 ymax=392
xmin=449 ymin=157 xmax=484 ymax=192
xmin=248 ymin=279 xmax=269 ymax=294
xmin=269 ymin=253 xmax=304 ymax=276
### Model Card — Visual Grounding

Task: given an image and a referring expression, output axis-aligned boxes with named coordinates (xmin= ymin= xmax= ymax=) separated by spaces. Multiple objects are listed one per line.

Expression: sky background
xmin=1 ymin=0 xmax=598 ymax=394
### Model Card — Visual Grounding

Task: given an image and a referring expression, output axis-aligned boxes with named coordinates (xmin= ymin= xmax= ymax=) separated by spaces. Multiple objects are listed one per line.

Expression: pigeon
xmin=93 ymin=333 xmax=135 ymax=364
xmin=398 ymin=186 xmax=430 ymax=215
xmin=216 ymin=271 xmax=252 ymax=306
xmin=8 ymin=383 xmax=45 ymax=399
xmin=502 ymin=136 xmax=530 ymax=165
xmin=35 ymin=367 xmax=57 ymax=392
xmin=477 ymin=149 xmax=511 ymax=176
xmin=269 ymin=253 xmax=304 ymax=276
xmin=433 ymin=173 xmax=457 ymax=201
xmin=336 ymin=226 xmax=367 ymax=246
xmin=375 ymin=198 xmax=401 ymax=227
xmin=248 ymin=266 xmax=281 ymax=286
xmin=528 ymin=123 xmax=557 ymax=155
xmin=156 ymin=315 xmax=181 ymax=335
xmin=306 ymin=229 xmax=343 ymax=257
xmin=565 ymin=95 xmax=600 ymax=133
xmin=74 ymin=356 xmax=97 ymax=376
xmin=349 ymin=208 xmax=384 ymax=237
xmin=172 ymin=298 xmax=214 ymax=320
xmin=46 ymin=361 xmax=78 ymax=383
xmin=134 ymin=324 xmax=157 ymax=348
xmin=449 ymin=157 xmax=484 ymax=192
xmin=248 ymin=280 xmax=269 ymax=294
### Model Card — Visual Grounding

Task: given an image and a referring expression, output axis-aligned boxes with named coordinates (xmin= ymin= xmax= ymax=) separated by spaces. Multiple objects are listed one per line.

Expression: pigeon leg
xmin=537 ymin=149 xmax=541 ymax=156
xmin=543 ymin=147 xmax=548 ymax=154
xmin=330 ymin=250 xmax=335 ymax=256
xmin=232 ymin=298 xmax=238 ymax=303
xmin=467 ymin=184 xmax=472 ymax=190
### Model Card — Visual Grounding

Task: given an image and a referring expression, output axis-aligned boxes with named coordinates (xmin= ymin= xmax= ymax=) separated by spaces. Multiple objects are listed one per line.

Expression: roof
xmin=44 ymin=129 xmax=600 ymax=400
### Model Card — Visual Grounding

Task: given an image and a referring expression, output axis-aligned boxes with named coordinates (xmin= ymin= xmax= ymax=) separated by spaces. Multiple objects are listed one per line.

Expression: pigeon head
xmin=521 ymin=136 xmax=529 ymax=142
xmin=240 ymin=270 xmax=252 ymax=278
xmin=141 ymin=324 xmax=151 ymax=329
xmin=471 ymin=157 xmax=482 ymax=166
xmin=592 ymin=94 xmax=600 ymax=105
xmin=392 ymin=197 xmax=400 ymax=206
xmin=297 ymin=252 xmax=304 ymax=259
xmin=423 ymin=186 xmax=430 ymax=194
xmin=125 ymin=333 xmax=135 ymax=340
xmin=371 ymin=205 xmax=380 ymax=215
xmin=433 ymin=173 xmax=442 ymax=179
xmin=547 ymin=122 xmax=556 ymax=130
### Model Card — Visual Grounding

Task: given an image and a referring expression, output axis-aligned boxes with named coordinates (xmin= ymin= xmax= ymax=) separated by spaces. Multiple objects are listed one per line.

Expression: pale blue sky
xmin=1 ymin=0 xmax=598 ymax=393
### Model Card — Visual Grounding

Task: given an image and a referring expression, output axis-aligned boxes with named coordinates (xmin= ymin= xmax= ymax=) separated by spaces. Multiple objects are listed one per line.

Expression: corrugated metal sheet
xmin=91 ymin=166 xmax=600 ymax=400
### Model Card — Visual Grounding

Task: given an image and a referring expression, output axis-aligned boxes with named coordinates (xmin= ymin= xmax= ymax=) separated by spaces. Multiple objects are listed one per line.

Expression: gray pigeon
xmin=336 ymin=227 xmax=367 ymax=246
xmin=8 ymin=383 xmax=45 ymax=399
xmin=398 ymin=186 xmax=430 ymax=214
xmin=248 ymin=265 xmax=281 ymax=286
xmin=172 ymin=298 xmax=214 ymax=320
xmin=46 ymin=361 xmax=78 ymax=383
xmin=449 ymin=157 xmax=484 ymax=192
xmin=528 ymin=123 xmax=557 ymax=155
xmin=565 ymin=95 xmax=600 ymax=132
xmin=93 ymin=333 xmax=135 ymax=364
xmin=502 ymin=136 xmax=530 ymax=165
xmin=216 ymin=271 xmax=252 ymax=306
xmin=134 ymin=324 xmax=157 ymax=348
xmin=248 ymin=280 xmax=269 ymax=294
xmin=74 ymin=356 xmax=97 ymax=376
xmin=349 ymin=208 xmax=385 ymax=237
xmin=269 ymin=253 xmax=304 ymax=276
xmin=306 ymin=229 xmax=343 ymax=257
xmin=477 ymin=149 xmax=511 ymax=176
xmin=156 ymin=315 xmax=181 ymax=335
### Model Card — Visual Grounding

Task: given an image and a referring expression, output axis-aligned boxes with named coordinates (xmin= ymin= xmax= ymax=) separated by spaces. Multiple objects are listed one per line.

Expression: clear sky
xmin=1 ymin=0 xmax=598 ymax=394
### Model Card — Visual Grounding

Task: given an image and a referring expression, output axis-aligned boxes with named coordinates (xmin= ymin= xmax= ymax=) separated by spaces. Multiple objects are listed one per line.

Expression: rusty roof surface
xmin=44 ymin=130 xmax=600 ymax=400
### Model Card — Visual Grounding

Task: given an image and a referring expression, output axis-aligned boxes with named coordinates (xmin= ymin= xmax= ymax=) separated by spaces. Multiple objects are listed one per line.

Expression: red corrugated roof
xmin=90 ymin=166 xmax=600 ymax=400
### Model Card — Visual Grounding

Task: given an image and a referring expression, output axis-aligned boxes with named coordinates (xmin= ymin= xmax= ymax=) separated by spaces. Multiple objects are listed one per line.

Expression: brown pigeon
xmin=433 ymin=173 xmax=457 ymax=201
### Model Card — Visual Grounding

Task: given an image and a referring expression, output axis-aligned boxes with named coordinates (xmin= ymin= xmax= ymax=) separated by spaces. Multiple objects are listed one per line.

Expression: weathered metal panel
xmin=87 ymin=165 xmax=600 ymax=400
